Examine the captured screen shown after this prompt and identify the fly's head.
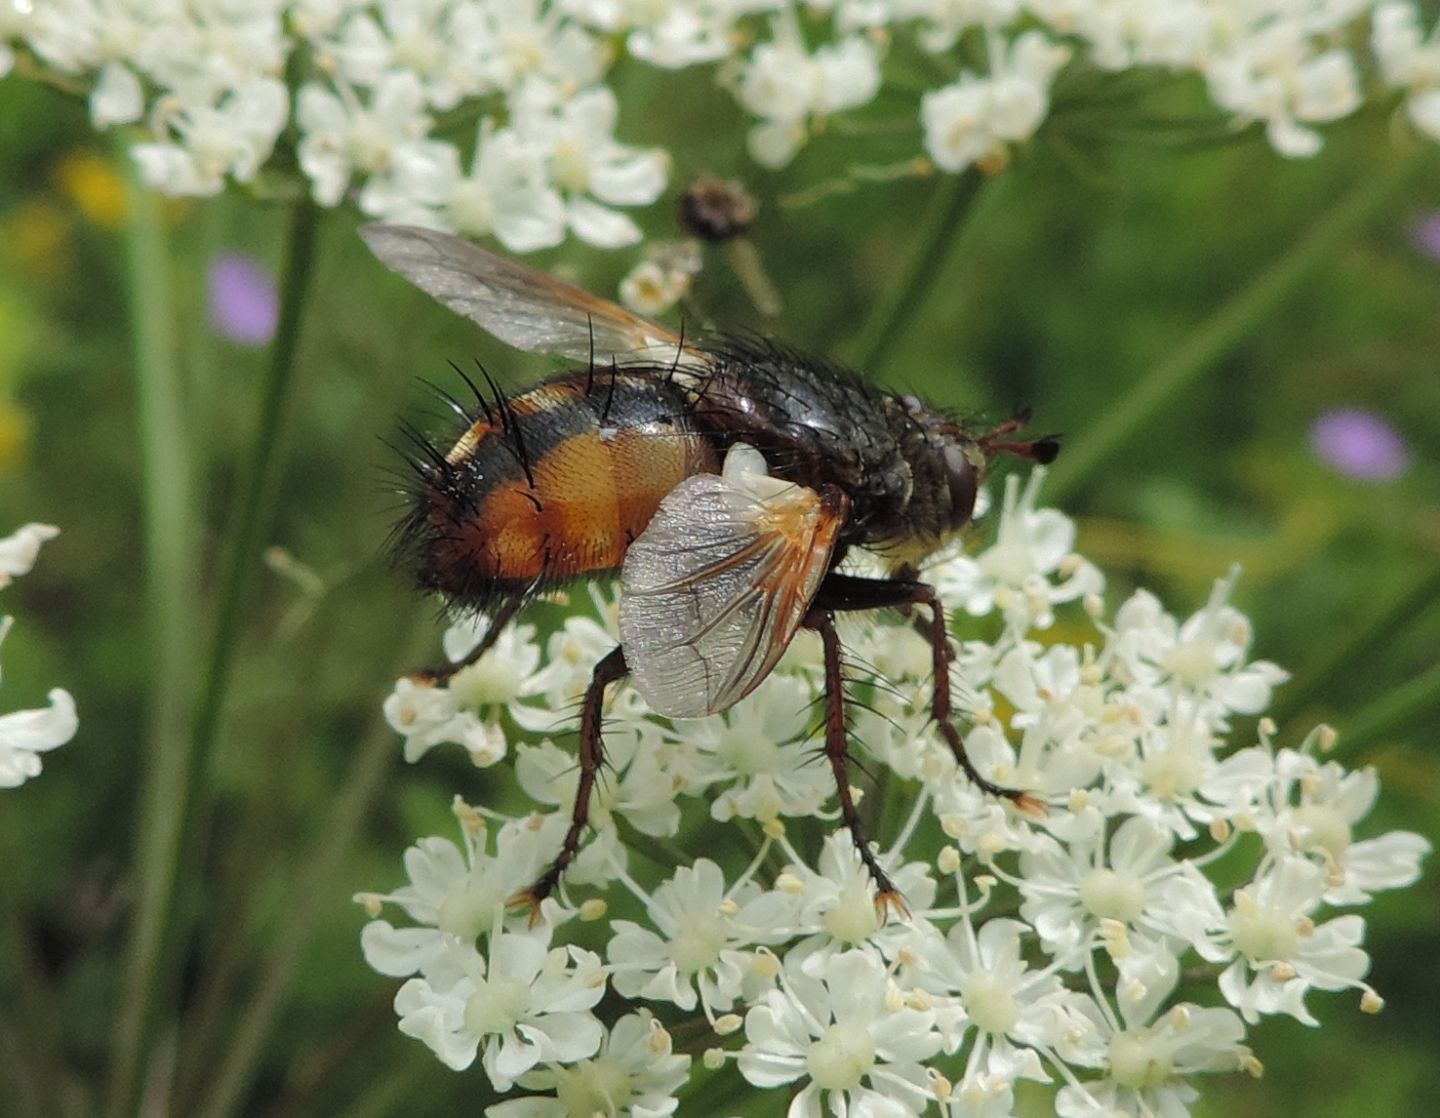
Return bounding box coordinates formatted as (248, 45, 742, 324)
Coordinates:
(898, 396, 1062, 543)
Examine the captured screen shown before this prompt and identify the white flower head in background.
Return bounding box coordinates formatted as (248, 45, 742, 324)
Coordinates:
(0, 3, 1431, 1115)
(362, 476, 1428, 1116)
(732, 11, 883, 168)
(1372, 2, 1440, 140)
(9, 0, 1440, 248)
(0, 524, 77, 789)
(738, 949, 944, 1117)
(393, 921, 608, 1084)
(486, 1010, 691, 1118)
(921, 30, 1071, 173)
(509, 78, 669, 248)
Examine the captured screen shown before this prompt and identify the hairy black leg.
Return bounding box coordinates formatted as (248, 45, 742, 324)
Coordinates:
(804, 608, 909, 921)
(812, 573, 1045, 816)
(412, 595, 525, 685)
(510, 646, 629, 920)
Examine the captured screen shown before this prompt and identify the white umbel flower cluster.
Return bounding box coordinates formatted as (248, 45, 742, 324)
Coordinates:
(364, 471, 1428, 1117)
(0, 524, 77, 789)
(6, 2, 1439, 247)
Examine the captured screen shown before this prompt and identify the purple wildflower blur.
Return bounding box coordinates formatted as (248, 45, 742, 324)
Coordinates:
(207, 252, 278, 346)
(1310, 408, 1411, 482)
(1409, 212, 1440, 261)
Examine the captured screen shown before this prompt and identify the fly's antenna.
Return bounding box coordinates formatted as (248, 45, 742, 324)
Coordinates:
(977, 410, 1061, 465)
(989, 434, 1062, 465)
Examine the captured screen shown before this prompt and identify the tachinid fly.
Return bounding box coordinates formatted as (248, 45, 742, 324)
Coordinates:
(363, 224, 1059, 917)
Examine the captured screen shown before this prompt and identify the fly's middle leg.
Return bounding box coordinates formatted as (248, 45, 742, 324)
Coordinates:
(811, 573, 1045, 817)
(803, 607, 909, 922)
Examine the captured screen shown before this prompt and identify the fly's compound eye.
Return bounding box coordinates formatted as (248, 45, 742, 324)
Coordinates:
(942, 443, 979, 530)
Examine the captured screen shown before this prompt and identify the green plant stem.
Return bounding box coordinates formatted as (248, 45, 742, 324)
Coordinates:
(344, 1064, 439, 1118)
(1339, 659, 1440, 757)
(107, 197, 320, 1118)
(0, 838, 60, 1118)
(1269, 565, 1440, 731)
(847, 169, 988, 372)
(190, 195, 320, 806)
(0, 1017, 46, 1118)
(108, 165, 201, 1118)
(1044, 148, 1430, 504)
(190, 200, 227, 449)
(193, 690, 405, 1118)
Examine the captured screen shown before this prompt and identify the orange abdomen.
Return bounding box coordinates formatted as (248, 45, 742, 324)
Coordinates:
(409, 371, 718, 604)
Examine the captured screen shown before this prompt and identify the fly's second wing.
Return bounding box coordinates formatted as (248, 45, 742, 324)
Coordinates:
(360, 223, 710, 372)
(618, 444, 847, 720)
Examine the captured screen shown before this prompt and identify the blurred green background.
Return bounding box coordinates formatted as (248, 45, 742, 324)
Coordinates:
(0, 46, 1436, 1118)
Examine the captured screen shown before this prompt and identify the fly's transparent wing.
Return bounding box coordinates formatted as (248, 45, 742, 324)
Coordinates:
(619, 445, 846, 719)
(360, 223, 711, 370)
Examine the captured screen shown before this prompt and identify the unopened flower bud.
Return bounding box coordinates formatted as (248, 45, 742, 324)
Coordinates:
(579, 898, 608, 921)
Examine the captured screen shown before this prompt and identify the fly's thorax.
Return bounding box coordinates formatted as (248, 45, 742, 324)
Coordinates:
(688, 338, 913, 538)
(397, 369, 719, 610)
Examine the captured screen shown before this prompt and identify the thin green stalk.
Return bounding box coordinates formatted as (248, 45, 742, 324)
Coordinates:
(193, 688, 405, 1118)
(873, 752, 916, 851)
(190, 196, 320, 807)
(1045, 149, 1429, 504)
(190, 200, 227, 451)
(847, 169, 988, 372)
(0, 843, 58, 1118)
(108, 197, 320, 1118)
(108, 165, 201, 1118)
(0, 1016, 47, 1118)
(1339, 660, 1440, 757)
(343, 1064, 439, 1118)
(1270, 565, 1440, 730)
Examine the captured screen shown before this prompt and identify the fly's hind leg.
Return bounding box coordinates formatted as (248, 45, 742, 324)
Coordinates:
(803, 608, 909, 922)
(509, 646, 629, 919)
(812, 573, 1045, 817)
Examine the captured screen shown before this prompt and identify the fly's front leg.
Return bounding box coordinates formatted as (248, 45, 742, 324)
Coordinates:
(911, 584, 1045, 817)
(812, 574, 1045, 817)
(803, 608, 909, 922)
(509, 645, 629, 920)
